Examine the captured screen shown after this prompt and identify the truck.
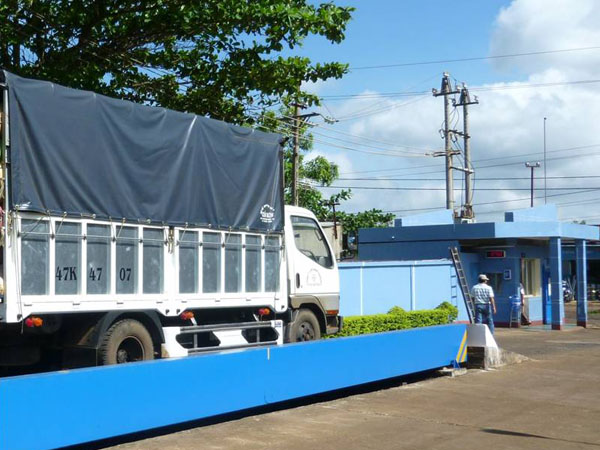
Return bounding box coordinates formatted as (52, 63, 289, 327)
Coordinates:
(0, 71, 341, 368)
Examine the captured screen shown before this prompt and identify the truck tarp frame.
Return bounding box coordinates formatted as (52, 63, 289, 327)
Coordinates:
(3, 71, 284, 232)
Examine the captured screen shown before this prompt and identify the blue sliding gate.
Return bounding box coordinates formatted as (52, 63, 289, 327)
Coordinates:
(0, 324, 467, 450)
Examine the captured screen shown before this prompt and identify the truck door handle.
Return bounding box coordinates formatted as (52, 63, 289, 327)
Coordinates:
(296, 273, 300, 288)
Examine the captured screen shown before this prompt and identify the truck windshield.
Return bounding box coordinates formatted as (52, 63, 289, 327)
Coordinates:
(291, 216, 333, 269)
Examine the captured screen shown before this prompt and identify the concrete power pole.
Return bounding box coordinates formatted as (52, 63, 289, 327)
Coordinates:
(455, 83, 478, 219)
(291, 101, 301, 206)
(525, 162, 541, 207)
(433, 73, 460, 211)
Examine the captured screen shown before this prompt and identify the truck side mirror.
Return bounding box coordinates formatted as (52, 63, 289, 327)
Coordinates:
(346, 232, 357, 252)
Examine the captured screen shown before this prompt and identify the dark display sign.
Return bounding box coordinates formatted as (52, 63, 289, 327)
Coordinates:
(486, 250, 506, 259)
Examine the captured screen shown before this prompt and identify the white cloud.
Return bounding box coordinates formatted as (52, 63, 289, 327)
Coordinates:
(490, 0, 600, 77)
(320, 0, 600, 223)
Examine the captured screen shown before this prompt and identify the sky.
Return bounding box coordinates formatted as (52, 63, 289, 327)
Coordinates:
(291, 0, 600, 224)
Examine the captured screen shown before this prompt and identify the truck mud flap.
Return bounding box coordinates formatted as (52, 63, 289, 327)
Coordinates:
(0, 324, 467, 450)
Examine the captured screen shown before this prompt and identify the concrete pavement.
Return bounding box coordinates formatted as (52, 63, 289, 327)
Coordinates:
(84, 306, 600, 450)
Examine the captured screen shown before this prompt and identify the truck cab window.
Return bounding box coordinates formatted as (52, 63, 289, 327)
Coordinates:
(291, 216, 333, 269)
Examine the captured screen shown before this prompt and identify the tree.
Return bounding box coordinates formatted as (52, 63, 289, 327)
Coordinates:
(1, 1, 392, 244)
(260, 104, 350, 218)
(0, 0, 353, 124)
(260, 104, 394, 242)
(336, 209, 395, 236)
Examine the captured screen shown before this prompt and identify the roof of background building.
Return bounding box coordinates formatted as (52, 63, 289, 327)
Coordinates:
(364, 205, 599, 243)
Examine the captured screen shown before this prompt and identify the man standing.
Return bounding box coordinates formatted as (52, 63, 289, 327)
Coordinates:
(471, 274, 496, 334)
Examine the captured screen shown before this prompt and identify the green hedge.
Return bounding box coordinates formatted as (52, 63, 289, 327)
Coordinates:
(330, 302, 458, 338)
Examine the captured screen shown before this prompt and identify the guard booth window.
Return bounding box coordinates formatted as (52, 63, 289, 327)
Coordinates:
(522, 258, 541, 296)
(487, 273, 503, 295)
(291, 216, 333, 269)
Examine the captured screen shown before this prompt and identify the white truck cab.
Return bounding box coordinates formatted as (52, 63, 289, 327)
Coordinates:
(285, 206, 340, 340)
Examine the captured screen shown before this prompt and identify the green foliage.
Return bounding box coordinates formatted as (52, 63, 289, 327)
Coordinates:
(259, 104, 394, 235)
(259, 104, 351, 219)
(387, 306, 406, 315)
(337, 209, 395, 236)
(331, 302, 458, 338)
(436, 301, 459, 322)
(0, 1, 353, 124)
(0, 1, 390, 238)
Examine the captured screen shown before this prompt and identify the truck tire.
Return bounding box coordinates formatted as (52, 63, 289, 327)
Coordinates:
(99, 319, 154, 365)
(288, 309, 321, 342)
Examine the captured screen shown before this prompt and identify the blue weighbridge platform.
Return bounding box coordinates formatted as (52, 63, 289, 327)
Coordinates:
(0, 324, 467, 450)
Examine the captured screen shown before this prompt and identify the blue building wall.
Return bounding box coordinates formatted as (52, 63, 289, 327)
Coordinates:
(356, 206, 598, 328)
(339, 260, 470, 322)
(461, 244, 546, 325)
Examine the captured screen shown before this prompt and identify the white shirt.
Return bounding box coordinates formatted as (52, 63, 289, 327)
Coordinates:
(471, 282, 494, 305)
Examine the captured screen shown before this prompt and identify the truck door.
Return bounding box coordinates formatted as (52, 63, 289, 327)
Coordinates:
(286, 213, 339, 308)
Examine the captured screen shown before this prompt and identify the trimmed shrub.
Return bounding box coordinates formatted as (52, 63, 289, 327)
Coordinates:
(387, 306, 406, 315)
(331, 302, 458, 338)
(436, 301, 459, 322)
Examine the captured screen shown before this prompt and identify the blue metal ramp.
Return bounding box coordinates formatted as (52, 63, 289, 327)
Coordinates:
(0, 324, 467, 450)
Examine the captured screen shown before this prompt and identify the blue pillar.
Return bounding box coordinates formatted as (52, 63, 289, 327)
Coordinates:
(576, 240, 588, 327)
(549, 237, 564, 330)
(542, 262, 551, 324)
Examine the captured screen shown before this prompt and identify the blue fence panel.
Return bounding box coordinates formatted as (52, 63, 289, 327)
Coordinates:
(0, 324, 466, 450)
(362, 265, 411, 315)
(339, 261, 470, 321)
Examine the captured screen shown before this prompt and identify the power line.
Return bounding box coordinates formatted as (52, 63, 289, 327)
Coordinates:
(253, 111, 437, 157)
(336, 148, 600, 178)
(339, 143, 600, 176)
(350, 45, 600, 70)
(321, 78, 600, 101)
(318, 186, 600, 192)
(337, 175, 600, 181)
(381, 189, 600, 214)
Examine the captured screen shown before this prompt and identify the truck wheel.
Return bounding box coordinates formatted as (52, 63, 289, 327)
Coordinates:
(99, 319, 154, 365)
(288, 309, 321, 342)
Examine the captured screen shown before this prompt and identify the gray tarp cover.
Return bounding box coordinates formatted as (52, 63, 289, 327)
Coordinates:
(3, 71, 284, 232)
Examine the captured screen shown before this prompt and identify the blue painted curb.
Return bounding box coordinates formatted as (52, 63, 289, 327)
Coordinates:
(0, 324, 467, 450)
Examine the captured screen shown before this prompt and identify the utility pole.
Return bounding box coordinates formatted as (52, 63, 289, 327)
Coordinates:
(288, 105, 331, 207)
(433, 73, 460, 211)
(328, 200, 340, 240)
(525, 162, 541, 207)
(543, 117, 547, 204)
(454, 83, 478, 219)
(291, 100, 301, 206)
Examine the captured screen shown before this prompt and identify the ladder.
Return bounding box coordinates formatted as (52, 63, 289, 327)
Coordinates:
(449, 247, 475, 323)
